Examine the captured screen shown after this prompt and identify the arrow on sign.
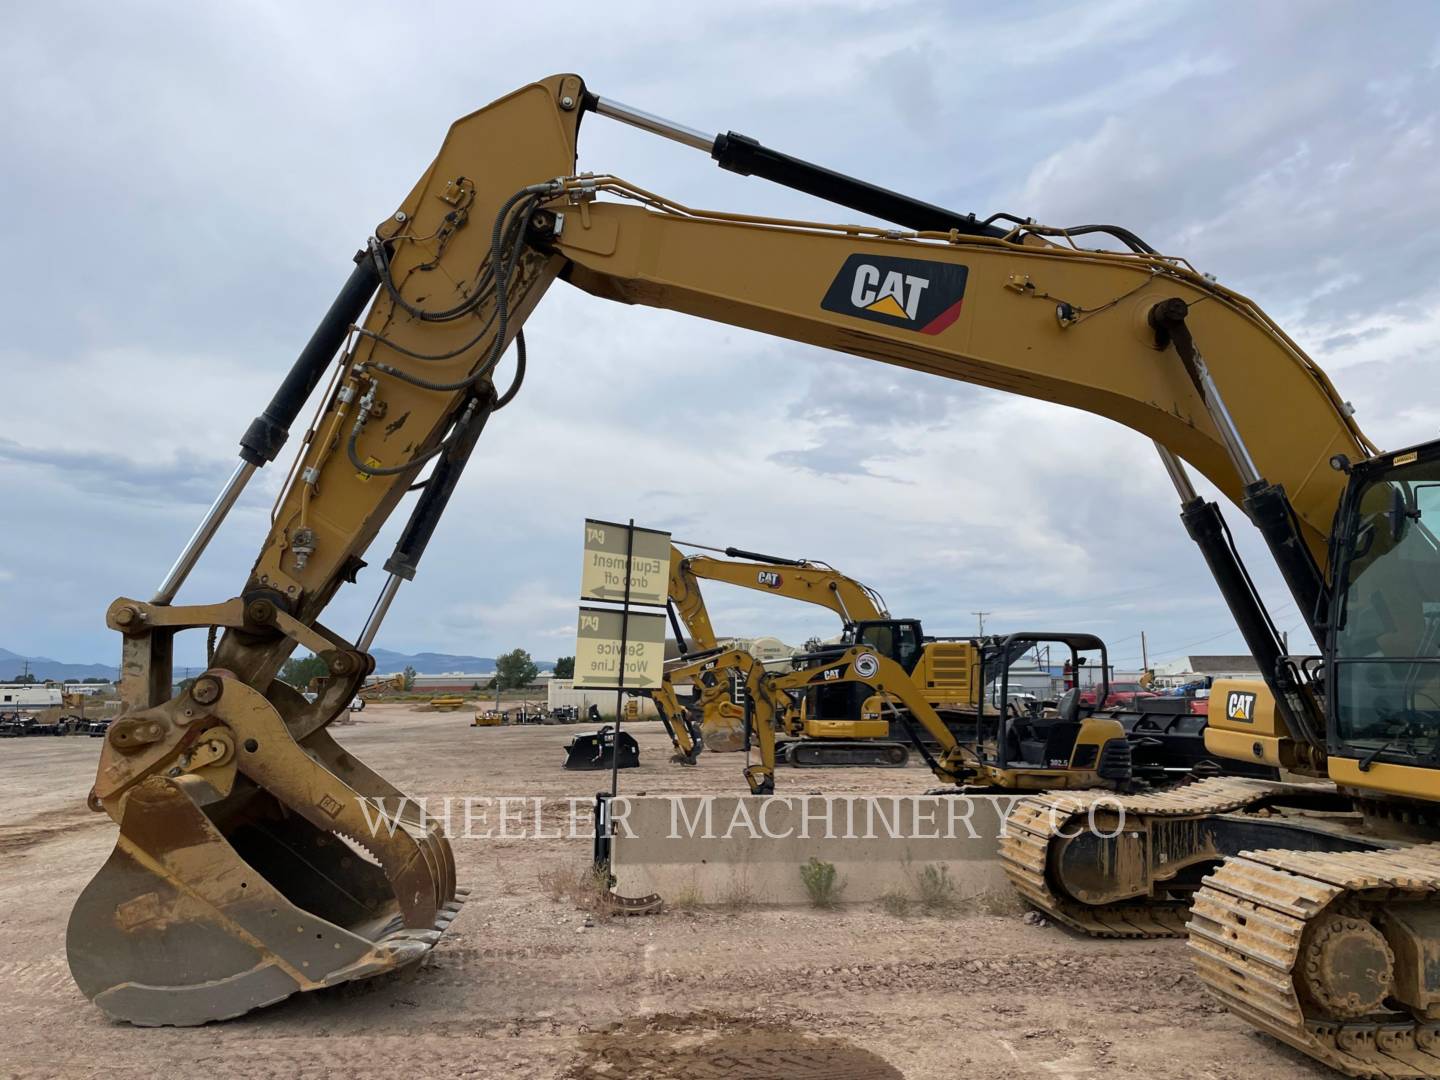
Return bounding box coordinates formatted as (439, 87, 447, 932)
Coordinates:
(590, 585, 650, 599)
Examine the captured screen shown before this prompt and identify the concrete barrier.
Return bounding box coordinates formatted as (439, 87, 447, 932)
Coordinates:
(610, 794, 1024, 907)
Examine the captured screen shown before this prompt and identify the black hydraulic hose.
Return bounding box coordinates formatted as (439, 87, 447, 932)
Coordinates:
(356, 304, 497, 362)
(372, 329, 525, 395)
(492, 331, 526, 409)
(979, 212, 1157, 255)
(368, 186, 536, 324)
(358, 193, 533, 363)
(1050, 224, 1156, 254)
(345, 397, 480, 478)
(365, 194, 539, 394)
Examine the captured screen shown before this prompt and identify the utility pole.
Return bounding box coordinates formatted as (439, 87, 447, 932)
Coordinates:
(971, 611, 991, 635)
(1140, 631, 1148, 672)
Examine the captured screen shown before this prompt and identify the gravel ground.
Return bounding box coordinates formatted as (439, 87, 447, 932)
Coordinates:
(0, 705, 1332, 1079)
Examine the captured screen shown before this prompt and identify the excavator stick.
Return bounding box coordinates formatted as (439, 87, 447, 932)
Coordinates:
(65, 78, 588, 1024)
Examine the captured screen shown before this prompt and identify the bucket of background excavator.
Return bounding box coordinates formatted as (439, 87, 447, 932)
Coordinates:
(68, 700, 466, 1025)
(699, 709, 747, 753)
(563, 727, 640, 771)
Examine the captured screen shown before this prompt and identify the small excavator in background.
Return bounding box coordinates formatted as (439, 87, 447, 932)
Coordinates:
(652, 540, 977, 768)
(749, 634, 1139, 795)
(671, 630, 1273, 796)
(66, 74, 1440, 1078)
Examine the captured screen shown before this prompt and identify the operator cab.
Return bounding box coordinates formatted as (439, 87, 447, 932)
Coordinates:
(975, 632, 1130, 783)
(849, 619, 925, 673)
(1329, 440, 1440, 772)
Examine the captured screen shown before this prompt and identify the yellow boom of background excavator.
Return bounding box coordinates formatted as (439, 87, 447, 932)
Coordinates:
(653, 540, 889, 760)
(66, 75, 1440, 1079)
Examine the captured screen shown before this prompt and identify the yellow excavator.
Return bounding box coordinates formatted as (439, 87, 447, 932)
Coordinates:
(653, 540, 889, 761)
(64, 73, 1440, 1077)
(653, 540, 976, 768)
(654, 634, 1137, 796)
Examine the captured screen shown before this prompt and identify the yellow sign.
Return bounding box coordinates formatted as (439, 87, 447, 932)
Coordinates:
(579, 520, 670, 606)
(574, 606, 667, 690)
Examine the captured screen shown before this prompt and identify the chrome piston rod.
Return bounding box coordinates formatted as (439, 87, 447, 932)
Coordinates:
(1188, 350, 1262, 489)
(1153, 441, 1199, 504)
(357, 572, 402, 652)
(592, 96, 715, 151)
(151, 460, 257, 604)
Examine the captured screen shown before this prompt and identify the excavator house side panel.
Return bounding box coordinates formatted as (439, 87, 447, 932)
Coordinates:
(1203, 678, 1296, 769)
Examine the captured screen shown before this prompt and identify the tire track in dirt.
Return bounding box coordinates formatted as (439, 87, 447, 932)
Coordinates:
(559, 1013, 903, 1080)
(0, 801, 106, 855)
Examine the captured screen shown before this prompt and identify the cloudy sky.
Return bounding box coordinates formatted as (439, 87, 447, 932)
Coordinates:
(2, 1, 1438, 674)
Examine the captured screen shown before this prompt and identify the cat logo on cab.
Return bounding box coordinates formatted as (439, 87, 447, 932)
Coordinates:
(821, 254, 969, 335)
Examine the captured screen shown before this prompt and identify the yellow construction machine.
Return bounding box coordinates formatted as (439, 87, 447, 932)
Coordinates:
(653, 540, 978, 769)
(736, 633, 1140, 796)
(360, 671, 406, 699)
(655, 542, 1221, 795)
(65, 74, 1440, 1076)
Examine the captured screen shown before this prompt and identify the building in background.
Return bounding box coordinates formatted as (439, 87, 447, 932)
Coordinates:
(1152, 655, 1261, 688)
(546, 678, 665, 717)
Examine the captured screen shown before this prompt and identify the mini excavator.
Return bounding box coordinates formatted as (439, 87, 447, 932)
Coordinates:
(652, 540, 974, 768)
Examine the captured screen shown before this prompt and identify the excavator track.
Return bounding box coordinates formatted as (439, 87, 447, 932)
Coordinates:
(999, 776, 1307, 937)
(781, 740, 910, 768)
(604, 890, 665, 915)
(1187, 845, 1440, 1079)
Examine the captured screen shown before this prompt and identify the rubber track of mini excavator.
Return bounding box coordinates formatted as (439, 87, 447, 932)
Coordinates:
(1189, 844, 1440, 1079)
(998, 777, 1304, 937)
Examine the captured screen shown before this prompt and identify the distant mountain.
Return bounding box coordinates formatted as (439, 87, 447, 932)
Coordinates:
(0, 648, 119, 682)
(0, 645, 553, 682)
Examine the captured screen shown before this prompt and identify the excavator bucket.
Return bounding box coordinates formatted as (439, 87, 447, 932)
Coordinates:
(67, 672, 465, 1026)
(699, 704, 748, 753)
(563, 726, 640, 770)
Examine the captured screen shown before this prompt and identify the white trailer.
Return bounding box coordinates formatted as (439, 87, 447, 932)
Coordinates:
(0, 685, 64, 712)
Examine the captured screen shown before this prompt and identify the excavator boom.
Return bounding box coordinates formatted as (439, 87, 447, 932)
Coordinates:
(666, 542, 887, 652)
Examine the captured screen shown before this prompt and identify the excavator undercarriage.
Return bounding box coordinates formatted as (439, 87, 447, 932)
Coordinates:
(1190, 845, 1440, 1080)
(1000, 778, 1369, 936)
(1002, 780, 1440, 1078)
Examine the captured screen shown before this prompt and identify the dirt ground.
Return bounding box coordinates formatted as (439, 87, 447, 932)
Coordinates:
(0, 706, 1333, 1079)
